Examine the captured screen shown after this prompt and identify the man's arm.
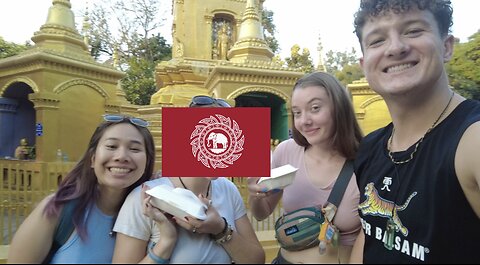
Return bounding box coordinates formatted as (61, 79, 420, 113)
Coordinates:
(349, 228, 364, 264)
(455, 121, 480, 218)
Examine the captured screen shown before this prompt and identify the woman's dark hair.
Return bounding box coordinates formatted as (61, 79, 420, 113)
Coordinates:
(43, 117, 155, 240)
(354, 0, 453, 46)
(291, 72, 363, 160)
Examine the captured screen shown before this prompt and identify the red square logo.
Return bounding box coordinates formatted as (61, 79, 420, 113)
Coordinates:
(162, 107, 271, 177)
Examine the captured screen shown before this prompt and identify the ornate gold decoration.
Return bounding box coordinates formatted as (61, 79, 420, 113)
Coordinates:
(53, 79, 109, 98)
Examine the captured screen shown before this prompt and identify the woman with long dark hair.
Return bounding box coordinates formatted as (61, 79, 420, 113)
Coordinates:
(8, 114, 155, 263)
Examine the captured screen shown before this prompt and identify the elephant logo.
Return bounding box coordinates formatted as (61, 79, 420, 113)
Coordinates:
(207, 132, 229, 153)
(190, 114, 244, 169)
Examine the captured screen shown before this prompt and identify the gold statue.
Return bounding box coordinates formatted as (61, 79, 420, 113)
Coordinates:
(14, 138, 30, 160)
(216, 24, 230, 60)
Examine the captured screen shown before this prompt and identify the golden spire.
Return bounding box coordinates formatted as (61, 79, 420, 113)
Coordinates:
(45, 0, 76, 30)
(227, 0, 274, 63)
(113, 45, 119, 68)
(82, 0, 91, 48)
(316, 34, 327, 72)
(31, 0, 89, 54)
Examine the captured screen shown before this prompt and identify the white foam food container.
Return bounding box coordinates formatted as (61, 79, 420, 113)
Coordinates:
(146, 184, 208, 220)
(257, 164, 298, 190)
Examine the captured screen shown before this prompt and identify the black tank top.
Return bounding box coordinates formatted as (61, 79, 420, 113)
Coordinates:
(355, 99, 480, 263)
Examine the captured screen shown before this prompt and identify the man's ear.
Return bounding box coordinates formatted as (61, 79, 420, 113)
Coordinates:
(360, 57, 365, 69)
(91, 154, 95, 168)
(443, 34, 455, 63)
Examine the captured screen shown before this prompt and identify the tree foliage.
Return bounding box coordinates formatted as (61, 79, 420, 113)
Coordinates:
(262, 8, 279, 54)
(324, 48, 364, 86)
(86, 0, 171, 105)
(0, 37, 29, 59)
(122, 34, 170, 105)
(447, 31, 480, 100)
(334, 63, 364, 86)
(324, 48, 358, 73)
(285, 44, 314, 73)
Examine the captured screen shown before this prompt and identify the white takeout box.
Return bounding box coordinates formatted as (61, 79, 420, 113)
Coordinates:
(257, 164, 298, 190)
(146, 185, 208, 220)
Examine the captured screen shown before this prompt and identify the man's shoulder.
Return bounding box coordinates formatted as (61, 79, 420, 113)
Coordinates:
(362, 125, 391, 146)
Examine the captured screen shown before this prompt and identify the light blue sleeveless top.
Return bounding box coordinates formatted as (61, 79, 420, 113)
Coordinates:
(50, 204, 116, 264)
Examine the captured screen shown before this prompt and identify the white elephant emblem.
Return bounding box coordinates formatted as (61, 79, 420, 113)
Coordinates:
(207, 132, 228, 149)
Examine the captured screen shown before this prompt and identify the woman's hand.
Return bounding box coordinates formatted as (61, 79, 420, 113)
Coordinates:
(247, 177, 281, 199)
(141, 184, 177, 241)
(174, 194, 224, 236)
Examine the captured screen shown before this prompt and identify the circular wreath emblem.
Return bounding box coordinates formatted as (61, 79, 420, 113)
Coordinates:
(190, 114, 245, 169)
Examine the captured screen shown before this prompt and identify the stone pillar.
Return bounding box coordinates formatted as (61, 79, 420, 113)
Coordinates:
(29, 92, 60, 162)
(205, 15, 213, 59)
(0, 98, 19, 158)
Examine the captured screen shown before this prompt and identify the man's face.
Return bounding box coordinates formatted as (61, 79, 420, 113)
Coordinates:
(359, 8, 454, 98)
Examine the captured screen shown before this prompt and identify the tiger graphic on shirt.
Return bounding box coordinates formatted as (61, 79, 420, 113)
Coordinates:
(359, 182, 417, 236)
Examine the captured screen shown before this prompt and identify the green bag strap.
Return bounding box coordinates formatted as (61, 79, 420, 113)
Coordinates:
(327, 160, 354, 207)
(54, 199, 78, 245)
(323, 160, 354, 222)
(43, 199, 79, 264)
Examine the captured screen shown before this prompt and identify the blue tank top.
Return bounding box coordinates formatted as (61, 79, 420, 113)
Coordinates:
(355, 100, 480, 263)
(50, 203, 116, 264)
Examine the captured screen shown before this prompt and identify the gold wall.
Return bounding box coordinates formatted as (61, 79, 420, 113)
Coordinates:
(347, 79, 391, 135)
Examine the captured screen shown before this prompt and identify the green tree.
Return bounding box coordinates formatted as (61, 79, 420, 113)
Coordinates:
(122, 34, 171, 105)
(324, 48, 358, 73)
(86, 0, 171, 105)
(262, 9, 279, 54)
(447, 31, 480, 100)
(324, 48, 364, 86)
(0, 37, 29, 59)
(86, 6, 113, 59)
(335, 63, 364, 86)
(285, 44, 314, 73)
(122, 58, 156, 105)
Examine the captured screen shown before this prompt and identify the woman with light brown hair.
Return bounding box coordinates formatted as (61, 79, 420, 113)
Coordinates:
(248, 72, 363, 263)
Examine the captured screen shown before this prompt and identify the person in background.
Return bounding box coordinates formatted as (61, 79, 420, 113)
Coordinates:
(8, 114, 155, 263)
(112, 95, 265, 264)
(350, 0, 480, 263)
(248, 72, 363, 263)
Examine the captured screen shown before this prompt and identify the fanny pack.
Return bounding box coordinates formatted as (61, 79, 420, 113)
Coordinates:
(274, 160, 354, 251)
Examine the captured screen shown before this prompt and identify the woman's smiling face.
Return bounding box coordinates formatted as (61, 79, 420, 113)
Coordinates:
(291, 85, 334, 146)
(91, 123, 147, 190)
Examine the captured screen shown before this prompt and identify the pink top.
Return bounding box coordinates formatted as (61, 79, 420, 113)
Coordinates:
(272, 139, 361, 246)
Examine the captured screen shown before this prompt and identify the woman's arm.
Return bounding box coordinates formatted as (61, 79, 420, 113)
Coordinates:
(113, 234, 149, 263)
(8, 195, 58, 263)
(113, 233, 176, 264)
(179, 194, 265, 264)
(221, 215, 265, 264)
(113, 185, 177, 264)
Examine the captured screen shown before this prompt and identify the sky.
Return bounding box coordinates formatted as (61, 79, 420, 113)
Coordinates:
(0, 0, 478, 65)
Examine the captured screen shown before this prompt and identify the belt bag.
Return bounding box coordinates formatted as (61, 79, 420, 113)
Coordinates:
(274, 160, 354, 252)
(274, 206, 324, 251)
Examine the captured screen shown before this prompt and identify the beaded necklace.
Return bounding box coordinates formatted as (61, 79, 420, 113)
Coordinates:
(387, 91, 454, 165)
(383, 91, 454, 250)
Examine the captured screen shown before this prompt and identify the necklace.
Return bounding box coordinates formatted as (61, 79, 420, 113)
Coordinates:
(387, 91, 454, 165)
(178, 177, 211, 198)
